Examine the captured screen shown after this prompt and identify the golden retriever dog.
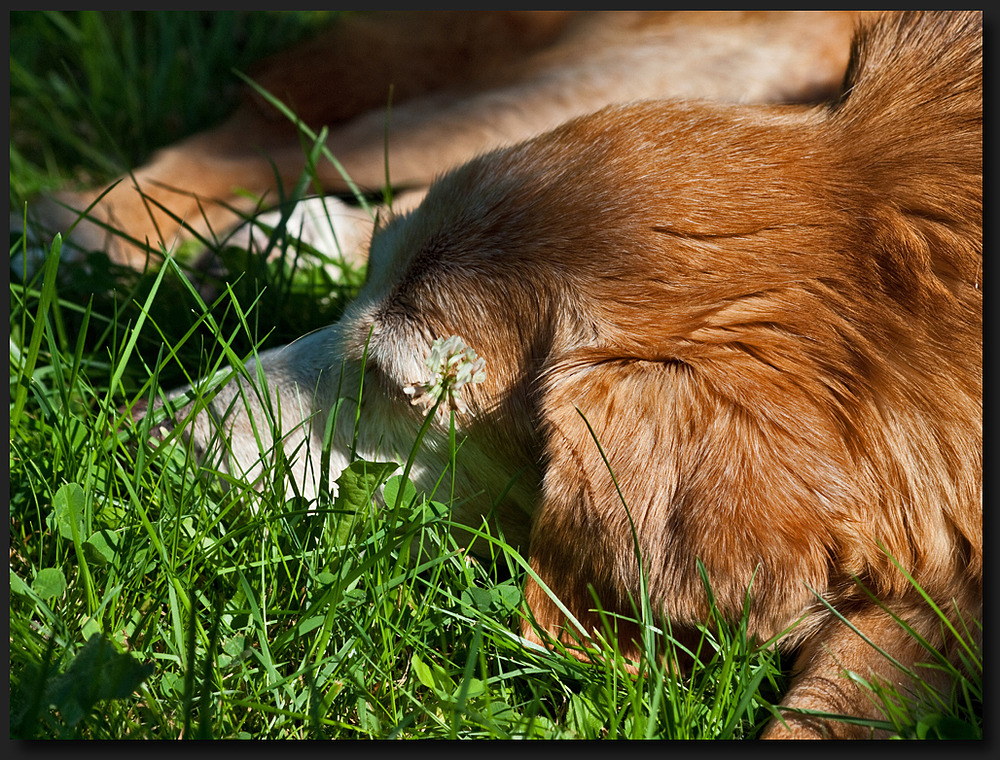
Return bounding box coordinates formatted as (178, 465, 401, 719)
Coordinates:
(27, 11, 869, 271)
(126, 10, 980, 739)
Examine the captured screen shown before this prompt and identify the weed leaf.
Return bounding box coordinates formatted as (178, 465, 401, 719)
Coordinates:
(83, 530, 120, 566)
(382, 474, 417, 512)
(31, 567, 67, 600)
(331, 459, 398, 542)
(44, 634, 154, 727)
(50, 482, 86, 541)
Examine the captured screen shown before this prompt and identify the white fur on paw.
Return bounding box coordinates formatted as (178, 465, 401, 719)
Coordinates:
(228, 196, 375, 268)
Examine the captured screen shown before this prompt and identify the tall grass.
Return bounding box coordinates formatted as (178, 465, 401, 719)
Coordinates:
(8, 233, 787, 739)
(9, 11, 981, 740)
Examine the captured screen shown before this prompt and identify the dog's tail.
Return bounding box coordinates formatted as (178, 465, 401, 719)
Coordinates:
(831, 11, 981, 225)
(829, 10, 981, 297)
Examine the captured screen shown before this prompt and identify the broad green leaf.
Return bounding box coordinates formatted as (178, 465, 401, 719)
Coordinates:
(44, 634, 154, 727)
(331, 459, 398, 543)
(333, 460, 398, 511)
(382, 474, 416, 511)
(51, 482, 86, 541)
(32, 567, 67, 599)
(490, 583, 522, 614)
(462, 583, 520, 615)
(160, 670, 184, 697)
(915, 713, 980, 740)
(81, 617, 101, 640)
(411, 652, 437, 691)
(83, 530, 119, 566)
(461, 586, 494, 613)
(567, 689, 605, 738)
(459, 677, 486, 702)
(411, 652, 456, 697)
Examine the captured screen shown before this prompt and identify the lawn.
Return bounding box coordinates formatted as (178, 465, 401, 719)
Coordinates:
(8, 11, 982, 740)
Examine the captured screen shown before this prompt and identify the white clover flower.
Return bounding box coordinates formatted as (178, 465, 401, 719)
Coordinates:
(403, 335, 486, 415)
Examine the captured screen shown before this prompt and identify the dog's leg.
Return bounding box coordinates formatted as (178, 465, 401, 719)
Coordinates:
(763, 602, 958, 739)
(28, 110, 308, 270)
(24, 11, 579, 270)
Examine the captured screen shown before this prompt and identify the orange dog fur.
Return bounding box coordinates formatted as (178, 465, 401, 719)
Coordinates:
(95, 11, 978, 739)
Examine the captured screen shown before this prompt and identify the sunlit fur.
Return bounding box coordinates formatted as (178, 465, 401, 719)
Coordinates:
(151, 11, 979, 739)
